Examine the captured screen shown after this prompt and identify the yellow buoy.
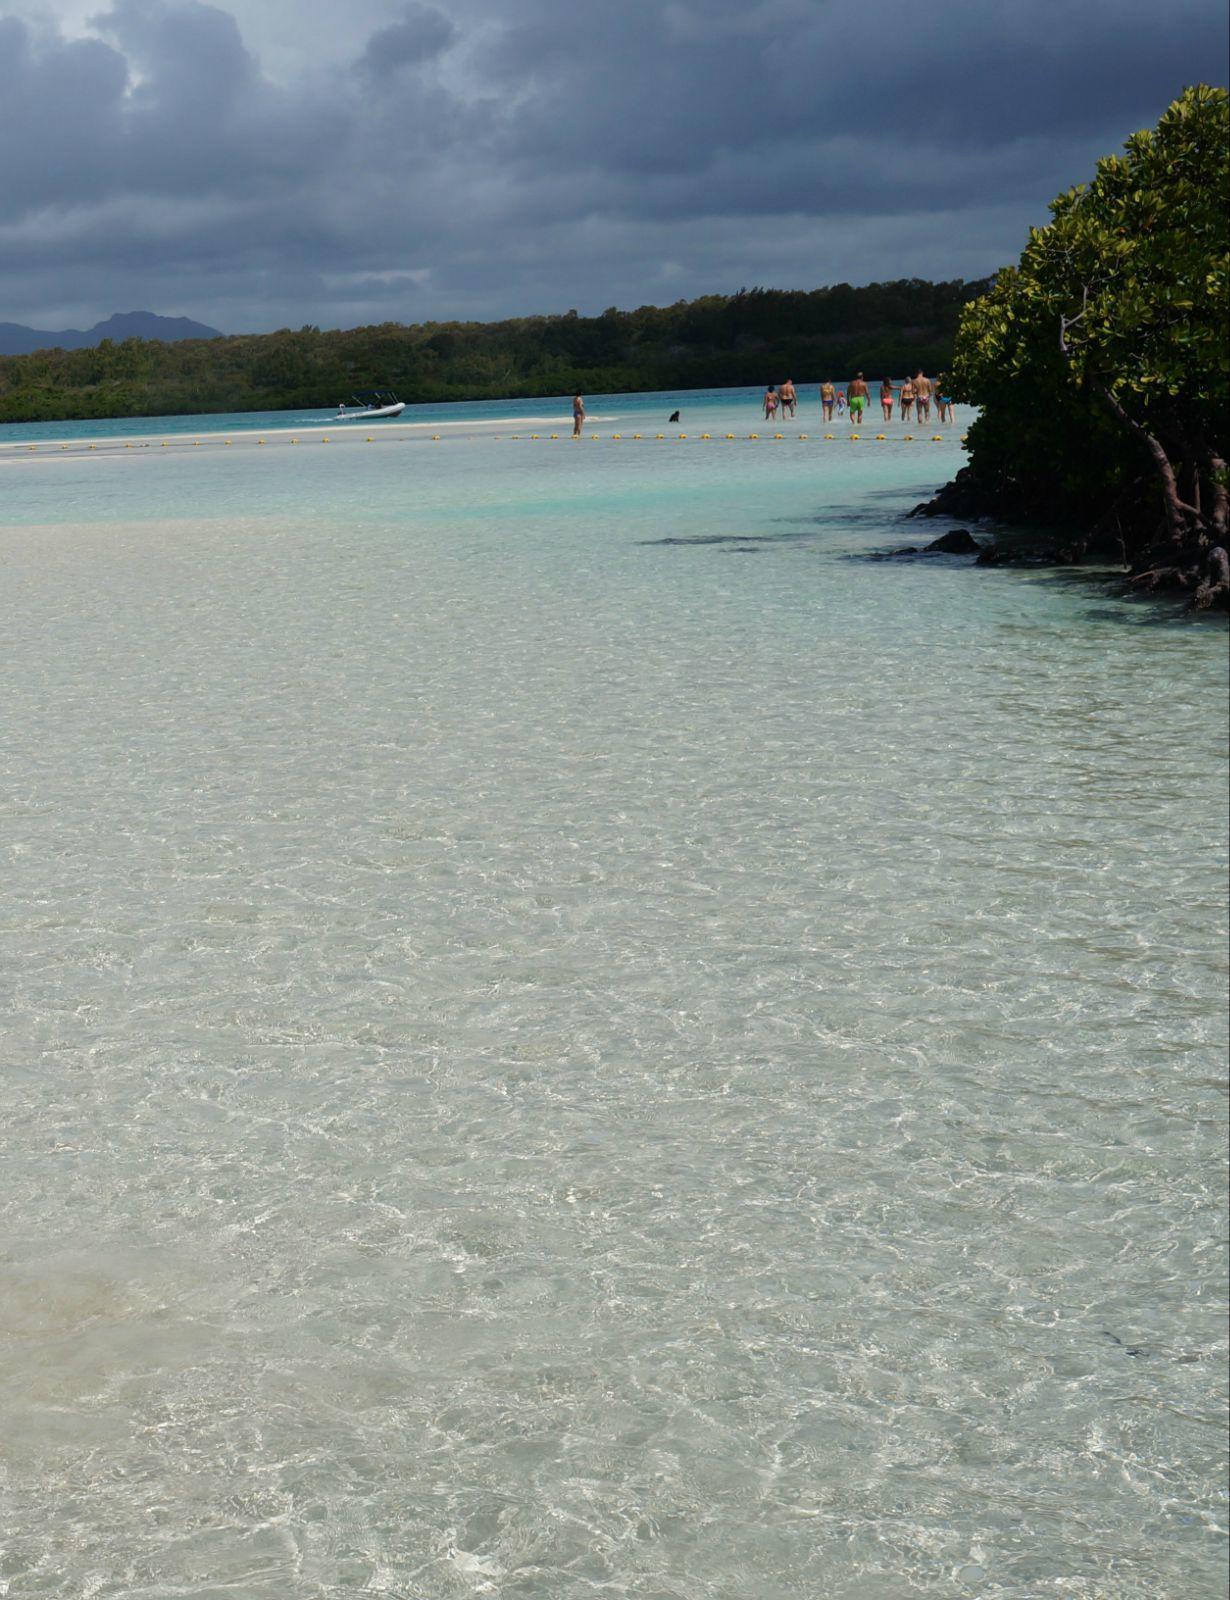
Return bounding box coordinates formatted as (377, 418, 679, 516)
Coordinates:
(903, 434, 914, 441)
(701, 433, 711, 439)
(679, 433, 687, 439)
(932, 435, 943, 441)
(851, 434, 860, 441)
(612, 433, 621, 440)
(258, 439, 264, 445)
(432, 434, 441, 441)
(656, 434, 665, 439)
(531, 434, 541, 440)
(632, 434, 642, 440)
(799, 434, 809, 440)
(774, 433, 783, 439)
(749, 433, 759, 440)
(161, 441, 167, 447)
(551, 433, 559, 439)
(725, 434, 735, 440)
(824, 434, 834, 440)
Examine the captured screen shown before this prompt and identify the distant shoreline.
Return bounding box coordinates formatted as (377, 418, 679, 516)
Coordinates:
(0, 279, 980, 426)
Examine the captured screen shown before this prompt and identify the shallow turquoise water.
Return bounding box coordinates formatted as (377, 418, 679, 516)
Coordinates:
(1, 401, 1226, 1598)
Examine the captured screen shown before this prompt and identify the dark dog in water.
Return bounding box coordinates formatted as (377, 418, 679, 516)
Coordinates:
(668, 411, 680, 423)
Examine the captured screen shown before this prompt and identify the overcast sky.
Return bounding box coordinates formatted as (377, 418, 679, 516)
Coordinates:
(2, 0, 1227, 333)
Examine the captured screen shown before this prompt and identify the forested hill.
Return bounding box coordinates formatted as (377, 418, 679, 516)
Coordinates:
(0, 280, 988, 423)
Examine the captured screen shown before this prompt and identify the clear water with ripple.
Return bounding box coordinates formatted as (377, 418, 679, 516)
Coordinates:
(1, 396, 1226, 1599)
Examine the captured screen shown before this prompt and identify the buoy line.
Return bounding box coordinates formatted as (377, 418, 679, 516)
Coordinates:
(2, 431, 965, 460)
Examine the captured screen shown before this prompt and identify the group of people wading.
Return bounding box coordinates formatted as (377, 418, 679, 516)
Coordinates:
(567, 372, 954, 437)
(765, 372, 954, 426)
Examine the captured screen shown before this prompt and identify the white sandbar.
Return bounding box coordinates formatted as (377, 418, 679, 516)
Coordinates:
(0, 413, 620, 461)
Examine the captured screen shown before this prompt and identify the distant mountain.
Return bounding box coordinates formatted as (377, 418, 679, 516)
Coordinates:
(0, 311, 221, 355)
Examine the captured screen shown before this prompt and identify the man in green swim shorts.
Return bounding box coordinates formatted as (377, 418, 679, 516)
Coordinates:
(848, 372, 870, 420)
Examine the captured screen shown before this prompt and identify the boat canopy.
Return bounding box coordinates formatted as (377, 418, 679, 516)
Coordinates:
(342, 389, 400, 407)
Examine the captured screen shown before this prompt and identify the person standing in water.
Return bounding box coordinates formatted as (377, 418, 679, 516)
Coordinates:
(848, 373, 869, 425)
(900, 376, 915, 423)
(572, 394, 586, 437)
(913, 371, 932, 423)
(880, 377, 895, 421)
(820, 381, 836, 421)
(779, 379, 797, 419)
(764, 386, 779, 421)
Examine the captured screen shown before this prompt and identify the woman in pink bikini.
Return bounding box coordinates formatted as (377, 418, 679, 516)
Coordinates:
(880, 378, 894, 421)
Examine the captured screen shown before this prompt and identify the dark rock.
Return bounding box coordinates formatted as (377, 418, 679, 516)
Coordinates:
(923, 529, 981, 555)
(975, 544, 1054, 567)
(885, 529, 980, 558)
(908, 465, 988, 519)
(1194, 544, 1230, 612)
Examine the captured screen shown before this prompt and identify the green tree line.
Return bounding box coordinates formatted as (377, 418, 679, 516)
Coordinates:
(0, 280, 985, 424)
(950, 85, 1229, 609)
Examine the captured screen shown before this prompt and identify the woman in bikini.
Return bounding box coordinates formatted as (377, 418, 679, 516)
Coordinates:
(880, 378, 894, 421)
(900, 378, 915, 423)
(764, 386, 779, 421)
(820, 381, 836, 421)
(572, 395, 586, 437)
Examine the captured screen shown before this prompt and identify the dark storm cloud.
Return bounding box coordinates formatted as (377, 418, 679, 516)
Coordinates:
(355, 1, 455, 81)
(1, 0, 1226, 330)
(481, 0, 1224, 172)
